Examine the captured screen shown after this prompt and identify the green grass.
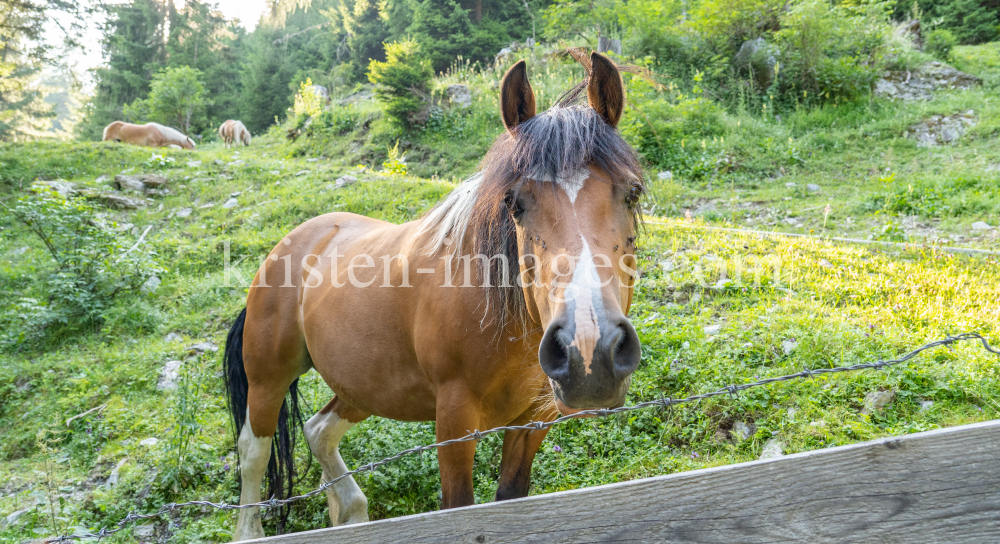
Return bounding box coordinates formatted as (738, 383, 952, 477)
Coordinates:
(2, 43, 999, 544)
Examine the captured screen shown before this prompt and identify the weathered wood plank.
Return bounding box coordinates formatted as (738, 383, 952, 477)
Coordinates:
(249, 420, 1000, 544)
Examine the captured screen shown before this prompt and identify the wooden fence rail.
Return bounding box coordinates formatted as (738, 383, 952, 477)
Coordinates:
(248, 419, 1000, 543)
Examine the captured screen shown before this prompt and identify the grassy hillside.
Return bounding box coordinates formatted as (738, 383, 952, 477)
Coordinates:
(1, 45, 999, 543)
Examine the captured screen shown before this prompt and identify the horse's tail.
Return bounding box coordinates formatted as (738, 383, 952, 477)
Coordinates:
(223, 307, 305, 532)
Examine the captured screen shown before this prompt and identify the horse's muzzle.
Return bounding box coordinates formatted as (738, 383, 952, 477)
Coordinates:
(538, 314, 641, 411)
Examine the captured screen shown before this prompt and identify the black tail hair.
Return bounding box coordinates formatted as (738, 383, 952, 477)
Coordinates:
(223, 307, 304, 533)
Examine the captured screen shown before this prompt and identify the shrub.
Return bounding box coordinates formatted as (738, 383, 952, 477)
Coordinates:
(622, 96, 726, 179)
(123, 66, 210, 135)
(367, 40, 434, 129)
(2, 189, 164, 348)
(925, 29, 957, 61)
(292, 78, 325, 118)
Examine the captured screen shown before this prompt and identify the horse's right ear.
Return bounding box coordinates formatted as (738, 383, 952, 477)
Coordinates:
(500, 60, 536, 133)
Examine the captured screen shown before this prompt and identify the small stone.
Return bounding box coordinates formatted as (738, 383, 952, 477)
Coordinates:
(806, 184, 820, 192)
(186, 160, 202, 168)
(139, 437, 159, 447)
(732, 421, 755, 441)
(97, 193, 145, 209)
(164, 332, 182, 343)
(199, 203, 215, 209)
(759, 438, 784, 460)
(862, 390, 895, 415)
(222, 198, 239, 209)
(306, 158, 319, 162)
(819, 259, 833, 269)
(227, 160, 245, 166)
(4, 508, 28, 526)
(703, 324, 722, 336)
(214, 159, 225, 166)
(269, 170, 280, 175)
(335, 175, 358, 188)
(106, 458, 128, 488)
(175, 207, 192, 218)
(135, 524, 155, 538)
(230, 191, 242, 197)
(920, 400, 934, 411)
(786, 407, 797, 418)
(809, 420, 827, 427)
(971, 221, 993, 230)
(157, 360, 183, 391)
(141, 275, 161, 294)
(781, 339, 798, 355)
(35, 180, 78, 198)
(295, 170, 309, 176)
(95, 175, 109, 183)
(187, 342, 218, 355)
(657, 171, 673, 181)
(785, 182, 796, 188)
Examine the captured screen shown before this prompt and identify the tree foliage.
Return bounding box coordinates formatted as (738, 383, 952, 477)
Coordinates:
(123, 66, 210, 135)
(367, 40, 433, 127)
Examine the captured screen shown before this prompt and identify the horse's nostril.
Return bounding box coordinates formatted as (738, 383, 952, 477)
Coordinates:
(539, 322, 572, 381)
(612, 321, 641, 377)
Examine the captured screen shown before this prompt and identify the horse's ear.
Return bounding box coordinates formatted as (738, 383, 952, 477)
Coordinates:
(587, 52, 625, 128)
(500, 60, 536, 133)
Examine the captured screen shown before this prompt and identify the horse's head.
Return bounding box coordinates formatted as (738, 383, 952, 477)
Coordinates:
(241, 128, 251, 146)
(481, 54, 643, 414)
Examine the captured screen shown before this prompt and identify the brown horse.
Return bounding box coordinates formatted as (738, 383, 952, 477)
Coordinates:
(222, 52, 645, 540)
(102, 121, 196, 150)
(219, 119, 251, 148)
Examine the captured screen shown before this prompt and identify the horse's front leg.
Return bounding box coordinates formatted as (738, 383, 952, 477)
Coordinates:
(495, 402, 557, 501)
(435, 384, 482, 509)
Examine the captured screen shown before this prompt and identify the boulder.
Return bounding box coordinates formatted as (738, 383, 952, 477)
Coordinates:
(96, 193, 145, 209)
(113, 175, 145, 192)
(971, 221, 993, 230)
(307, 84, 331, 104)
(906, 111, 976, 146)
(732, 38, 778, 90)
(875, 61, 981, 101)
(446, 84, 473, 108)
(157, 360, 183, 391)
(175, 207, 193, 218)
(140, 173, 168, 187)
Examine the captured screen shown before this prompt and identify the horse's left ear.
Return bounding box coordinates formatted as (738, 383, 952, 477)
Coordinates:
(587, 52, 625, 128)
(500, 60, 536, 133)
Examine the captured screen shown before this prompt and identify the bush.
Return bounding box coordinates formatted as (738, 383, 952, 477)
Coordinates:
(367, 40, 433, 129)
(925, 29, 958, 61)
(2, 189, 164, 348)
(622, 96, 727, 179)
(123, 66, 211, 135)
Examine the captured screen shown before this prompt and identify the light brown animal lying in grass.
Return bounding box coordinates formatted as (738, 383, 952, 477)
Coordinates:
(102, 121, 196, 150)
(218, 119, 251, 148)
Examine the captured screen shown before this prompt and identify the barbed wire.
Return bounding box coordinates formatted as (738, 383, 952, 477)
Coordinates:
(48, 332, 999, 542)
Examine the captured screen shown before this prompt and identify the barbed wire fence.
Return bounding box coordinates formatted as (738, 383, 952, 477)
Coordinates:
(48, 332, 1000, 542)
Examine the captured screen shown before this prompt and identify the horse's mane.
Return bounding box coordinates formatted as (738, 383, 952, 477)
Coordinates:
(419, 84, 644, 336)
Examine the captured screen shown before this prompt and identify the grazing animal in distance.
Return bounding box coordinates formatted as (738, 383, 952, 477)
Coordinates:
(219, 120, 251, 148)
(102, 121, 196, 150)
(223, 52, 644, 540)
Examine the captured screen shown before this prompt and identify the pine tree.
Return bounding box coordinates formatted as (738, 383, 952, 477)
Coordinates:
(408, 0, 473, 73)
(0, 0, 58, 140)
(341, 0, 390, 75)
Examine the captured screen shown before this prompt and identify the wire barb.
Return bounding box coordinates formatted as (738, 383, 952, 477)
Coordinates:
(48, 332, 999, 542)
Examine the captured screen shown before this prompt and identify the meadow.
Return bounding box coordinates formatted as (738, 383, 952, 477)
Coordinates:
(1, 43, 999, 542)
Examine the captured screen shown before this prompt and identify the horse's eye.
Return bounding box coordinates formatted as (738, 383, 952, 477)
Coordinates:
(505, 193, 525, 218)
(626, 184, 643, 207)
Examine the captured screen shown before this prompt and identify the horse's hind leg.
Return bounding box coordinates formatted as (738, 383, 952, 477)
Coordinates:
(235, 406, 272, 540)
(304, 397, 371, 526)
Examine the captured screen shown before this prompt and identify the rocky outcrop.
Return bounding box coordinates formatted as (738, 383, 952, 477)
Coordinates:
(906, 111, 976, 146)
(876, 61, 981, 101)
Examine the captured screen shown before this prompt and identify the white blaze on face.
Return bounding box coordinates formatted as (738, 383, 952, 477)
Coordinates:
(568, 236, 602, 374)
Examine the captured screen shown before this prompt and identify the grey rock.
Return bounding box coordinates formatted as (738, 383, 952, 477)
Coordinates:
(732, 421, 755, 441)
(139, 437, 159, 446)
(781, 338, 798, 355)
(214, 159, 225, 166)
(141, 275, 160, 294)
(187, 341, 218, 355)
(186, 160, 202, 168)
(338, 87, 375, 105)
(157, 360, 183, 391)
(175, 207, 193, 218)
(164, 332, 182, 343)
(140, 173, 168, 187)
(819, 259, 834, 269)
(785, 182, 797, 188)
(97, 193, 145, 209)
(862, 389, 895, 415)
(307, 84, 331, 102)
(703, 324, 723, 336)
(11, 246, 29, 256)
(105, 458, 128, 488)
(759, 438, 784, 460)
(306, 158, 319, 162)
(657, 171, 673, 181)
(733, 38, 778, 89)
(4, 508, 28, 526)
(269, 170, 280, 176)
(95, 175, 109, 183)
(35, 180, 78, 198)
(335, 175, 358, 188)
(222, 198, 239, 209)
(135, 524, 155, 538)
(113, 175, 146, 192)
(446, 84, 473, 108)
(971, 221, 993, 230)
(295, 170, 310, 176)
(920, 400, 935, 411)
(227, 160, 245, 167)
(806, 183, 820, 192)
(875, 61, 981, 101)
